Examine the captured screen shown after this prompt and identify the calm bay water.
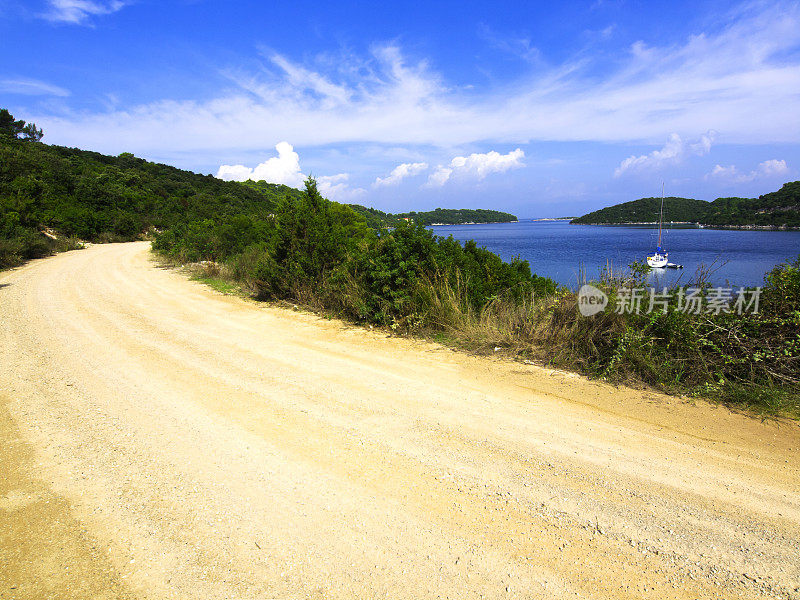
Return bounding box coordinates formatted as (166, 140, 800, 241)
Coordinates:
(429, 220, 800, 289)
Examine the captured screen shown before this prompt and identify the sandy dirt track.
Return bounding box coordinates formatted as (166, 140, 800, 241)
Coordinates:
(1, 241, 799, 600)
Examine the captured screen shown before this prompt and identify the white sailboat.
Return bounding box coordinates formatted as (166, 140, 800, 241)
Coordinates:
(647, 184, 669, 268)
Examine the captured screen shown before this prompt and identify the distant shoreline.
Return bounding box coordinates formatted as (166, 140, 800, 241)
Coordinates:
(572, 221, 697, 226)
(429, 220, 519, 226)
(571, 221, 800, 231)
(428, 219, 800, 231)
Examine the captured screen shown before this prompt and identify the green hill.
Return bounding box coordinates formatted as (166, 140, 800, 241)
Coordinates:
(0, 133, 303, 266)
(571, 182, 800, 228)
(702, 182, 800, 227)
(570, 197, 710, 224)
(347, 205, 517, 227)
(396, 207, 517, 225)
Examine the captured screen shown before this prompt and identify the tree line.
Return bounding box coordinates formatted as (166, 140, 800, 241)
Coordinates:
(0, 108, 43, 142)
(347, 205, 518, 227)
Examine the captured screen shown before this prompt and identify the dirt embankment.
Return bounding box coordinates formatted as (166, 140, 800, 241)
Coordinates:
(1, 241, 799, 600)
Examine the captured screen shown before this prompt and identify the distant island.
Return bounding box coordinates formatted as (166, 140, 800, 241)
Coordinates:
(571, 181, 800, 229)
(348, 205, 517, 227)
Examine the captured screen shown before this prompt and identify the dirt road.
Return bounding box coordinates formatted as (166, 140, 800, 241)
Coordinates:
(1, 242, 799, 600)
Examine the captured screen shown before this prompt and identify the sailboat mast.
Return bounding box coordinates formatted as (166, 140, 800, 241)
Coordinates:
(658, 181, 664, 248)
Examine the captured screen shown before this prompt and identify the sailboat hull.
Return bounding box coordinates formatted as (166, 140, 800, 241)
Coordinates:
(647, 253, 668, 268)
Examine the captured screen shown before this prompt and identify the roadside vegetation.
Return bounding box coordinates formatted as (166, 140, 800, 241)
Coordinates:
(155, 177, 800, 419)
(2, 109, 798, 418)
(154, 178, 555, 328)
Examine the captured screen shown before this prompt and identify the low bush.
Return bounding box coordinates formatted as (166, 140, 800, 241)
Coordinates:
(155, 178, 551, 325)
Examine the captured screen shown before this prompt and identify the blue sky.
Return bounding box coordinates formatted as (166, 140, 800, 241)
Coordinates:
(1, 0, 799, 217)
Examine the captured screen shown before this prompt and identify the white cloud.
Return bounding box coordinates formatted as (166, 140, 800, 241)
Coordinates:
(427, 149, 525, 186)
(374, 162, 428, 187)
(42, 0, 128, 24)
(614, 131, 715, 177)
(31, 3, 800, 161)
(690, 131, 715, 155)
(758, 158, 789, 177)
(317, 174, 366, 202)
(0, 78, 70, 97)
(705, 164, 747, 183)
(216, 143, 365, 200)
(217, 142, 304, 187)
(705, 159, 789, 183)
(427, 167, 454, 187)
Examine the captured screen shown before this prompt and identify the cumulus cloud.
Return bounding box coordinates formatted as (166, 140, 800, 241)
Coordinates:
(216, 143, 365, 200)
(317, 174, 366, 201)
(758, 158, 790, 177)
(706, 164, 743, 182)
(217, 142, 304, 187)
(374, 162, 428, 187)
(427, 167, 454, 187)
(705, 159, 789, 183)
(614, 131, 715, 177)
(0, 78, 70, 97)
(427, 149, 525, 186)
(42, 0, 128, 24)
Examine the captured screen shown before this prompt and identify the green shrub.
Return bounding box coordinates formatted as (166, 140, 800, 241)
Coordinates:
(761, 255, 800, 315)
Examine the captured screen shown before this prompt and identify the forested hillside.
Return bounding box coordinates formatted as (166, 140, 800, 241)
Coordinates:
(571, 182, 800, 227)
(0, 130, 300, 266)
(347, 205, 517, 227)
(395, 207, 517, 225)
(571, 197, 710, 224)
(702, 182, 800, 227)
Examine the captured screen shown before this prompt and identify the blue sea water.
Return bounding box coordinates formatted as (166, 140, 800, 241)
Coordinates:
(429, 220, 800, 289)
